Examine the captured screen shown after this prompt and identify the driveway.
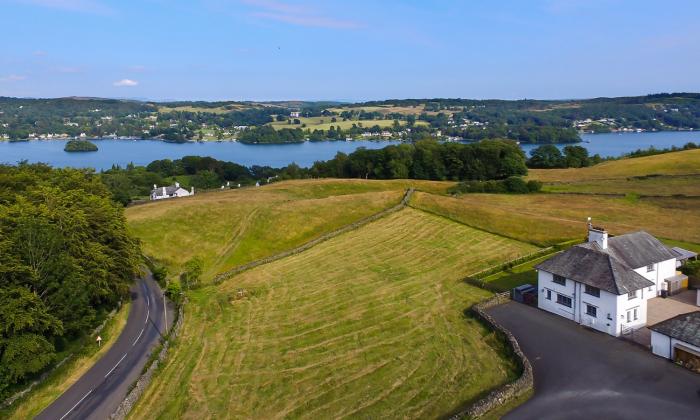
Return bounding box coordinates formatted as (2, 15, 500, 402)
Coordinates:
(487, 302, 700, 420)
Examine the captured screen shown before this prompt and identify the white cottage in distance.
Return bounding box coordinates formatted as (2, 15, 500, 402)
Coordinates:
(536, 221, 683, 337)
(150, 182, 194, 200)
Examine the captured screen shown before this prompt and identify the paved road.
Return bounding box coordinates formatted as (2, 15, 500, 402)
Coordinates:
(37, 274, 173, 420)
(488, 302, 700, 420)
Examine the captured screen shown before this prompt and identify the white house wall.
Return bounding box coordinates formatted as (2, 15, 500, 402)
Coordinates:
(651, 331, 700, 360)
(537, 269, 649, 337)
(632, 258, 677, 295)
(538, 270, 575, 320)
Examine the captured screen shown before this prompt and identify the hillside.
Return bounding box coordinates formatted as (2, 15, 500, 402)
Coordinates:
(528, 148, 700, 196)
(3, 93, 700, 143)
(125, 155, 700, 417)
(129, 208, 537, 418)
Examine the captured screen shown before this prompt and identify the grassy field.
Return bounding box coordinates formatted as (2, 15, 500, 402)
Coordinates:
(130, 209, 538, 419)
(126, 179, 454, 281)
(529, 149, 700, 196)
(327, 105, 435, 116)
(411, 191, 700, 245)
(529, 149, 700, 183)
(268, 116, 428, 132)
(2, 303, 130, 419)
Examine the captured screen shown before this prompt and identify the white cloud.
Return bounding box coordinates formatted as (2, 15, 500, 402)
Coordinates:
(0, 74, 27, 82)
(113, 78, 138, 87)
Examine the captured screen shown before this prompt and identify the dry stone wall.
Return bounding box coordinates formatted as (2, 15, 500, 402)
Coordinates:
(450, 292, 533, 419)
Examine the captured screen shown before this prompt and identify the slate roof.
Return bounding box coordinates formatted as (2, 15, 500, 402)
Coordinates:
(535, 245, 654, 295)
(152, 185, 181, 197)
(671, 247, 698, 261)
(649, 311, 700, 348)
(578, 231, 677, 269)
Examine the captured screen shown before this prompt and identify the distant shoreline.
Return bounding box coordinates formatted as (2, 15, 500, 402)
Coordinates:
(1, 127, 697, 145)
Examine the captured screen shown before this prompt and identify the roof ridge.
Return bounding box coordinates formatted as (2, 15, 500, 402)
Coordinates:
(604, 252, 621, 295)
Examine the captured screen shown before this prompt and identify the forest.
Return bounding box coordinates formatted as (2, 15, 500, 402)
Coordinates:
(0, 163, 141, 398)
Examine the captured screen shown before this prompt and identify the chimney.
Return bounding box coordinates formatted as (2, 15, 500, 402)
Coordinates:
(162, 186, 166, 196)
(587, 218, 608, 249)
(191, 187, 195, 195)
(175, 182, 180, 188)
(153, 184, 157, 189)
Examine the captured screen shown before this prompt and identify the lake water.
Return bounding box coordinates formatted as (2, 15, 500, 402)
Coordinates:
(1, 131, 699, 170)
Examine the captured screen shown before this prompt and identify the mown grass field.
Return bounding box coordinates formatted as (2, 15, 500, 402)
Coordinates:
(529, 149, 700, 196)
(411, 191, 700, 245)
(126, 179, 454, 280)
(529, 149, 700, 182)
(130, 209, 538, 419)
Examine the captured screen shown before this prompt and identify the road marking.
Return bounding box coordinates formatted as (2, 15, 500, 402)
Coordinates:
(59, 389, 92, 420)
(104, 353, 128, 378)
(133, 326, 145, 347)
(145, 308, 150, 325)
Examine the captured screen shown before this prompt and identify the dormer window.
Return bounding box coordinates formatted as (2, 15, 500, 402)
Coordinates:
(646, 264, 654, 272)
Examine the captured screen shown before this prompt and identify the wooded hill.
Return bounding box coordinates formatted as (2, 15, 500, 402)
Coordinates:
(1, 93, 699, 143)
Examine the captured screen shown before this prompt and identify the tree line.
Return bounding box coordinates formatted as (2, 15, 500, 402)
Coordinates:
(0, 163, 141, 398)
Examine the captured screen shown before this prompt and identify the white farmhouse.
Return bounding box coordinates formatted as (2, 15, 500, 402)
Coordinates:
(536, 223, 685, 337)
(150, 182, 194, 200)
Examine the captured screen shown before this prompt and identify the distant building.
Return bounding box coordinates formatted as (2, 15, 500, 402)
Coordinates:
(290, 111, 301, 118)
(150, 182, 194, 200)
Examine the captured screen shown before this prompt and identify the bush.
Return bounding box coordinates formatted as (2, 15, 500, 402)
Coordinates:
(503, 176, 529, 194)
(165, 281, 182, 305)
(681, 260, 700, 278)
(526, 180, 543, 193)
(449, 176, 540, 195)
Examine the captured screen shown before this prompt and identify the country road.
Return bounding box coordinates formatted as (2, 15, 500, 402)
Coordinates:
(36, 273, 174, 420)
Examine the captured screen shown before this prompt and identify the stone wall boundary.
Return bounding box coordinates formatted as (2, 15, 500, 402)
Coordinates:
(450, 292, 533, 419)
(212, 188, 415, 284)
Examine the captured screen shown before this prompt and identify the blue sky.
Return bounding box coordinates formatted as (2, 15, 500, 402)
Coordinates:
(1, 0, 698, 101)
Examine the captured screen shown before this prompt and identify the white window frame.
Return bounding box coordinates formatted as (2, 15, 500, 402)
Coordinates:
(646, 264, 654, 272)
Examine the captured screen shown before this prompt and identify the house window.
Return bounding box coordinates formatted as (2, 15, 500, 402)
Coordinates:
(607, 313, 613, 320)
(546, 290, 552, 300)
(586, 304, 597, 317)
(628, 291, 637, 300)
(634, 308, 638, 321)
(646, 264, 654, 272)
(556, 294, 572, 308)
(627, 310, 631, 323)
(584, 285, 600, 298)
(553, 274, 566, 286)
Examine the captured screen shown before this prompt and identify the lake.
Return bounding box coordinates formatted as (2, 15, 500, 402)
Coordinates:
(1, 131, 699, 170)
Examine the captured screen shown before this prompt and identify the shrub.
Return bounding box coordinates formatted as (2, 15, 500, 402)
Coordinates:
(526, 180, 543, 193)
(503, 176, 529, 194)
